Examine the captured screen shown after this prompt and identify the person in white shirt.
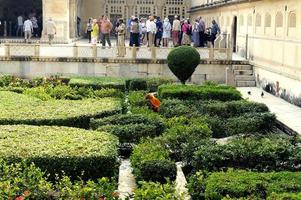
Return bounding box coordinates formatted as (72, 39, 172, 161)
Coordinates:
(16, 15, 24, 37)
(45, 18, 57, 45)
(146, 15, 157, 47)
(23, 17, 33, 43)
(172, 15, 181, 46)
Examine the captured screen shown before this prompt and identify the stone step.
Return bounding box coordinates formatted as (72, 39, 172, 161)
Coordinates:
(235, 75, 256, 81)
(232, 65, 253, 70)
(236, 80, 256, 87)
(234, 69, 253, 75)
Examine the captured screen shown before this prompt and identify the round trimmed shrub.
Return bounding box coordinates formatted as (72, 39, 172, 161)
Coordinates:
(167, 46, 200, 84)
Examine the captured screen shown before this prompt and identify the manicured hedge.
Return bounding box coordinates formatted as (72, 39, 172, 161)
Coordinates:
(69, 76, 126, 90)
(128, 91, 148, 107)
(23, 85, 124, 100)
(130, 140, 176, 183)
(98, 124, 159, 143)
(90, 114, 165, 135)
(126, 78, 173, 92)
(195, 100, 269, 118)
(158, 117, 212, 161)
(225, 112, 276, 136)
(0, 91, 122, 128)
(187, 170, 301, 200)
(0, 160, 119, 199)
(0, 125, 119, 181)
(190, 135, 301, 172)
(158, 84, 242, 101)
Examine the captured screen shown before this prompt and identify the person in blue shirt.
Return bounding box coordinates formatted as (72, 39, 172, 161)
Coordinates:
(210, 20, 220, 47)
(155, 17, 163, 47)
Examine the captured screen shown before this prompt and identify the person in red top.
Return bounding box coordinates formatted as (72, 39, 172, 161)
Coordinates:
(145, 93, 161, 112)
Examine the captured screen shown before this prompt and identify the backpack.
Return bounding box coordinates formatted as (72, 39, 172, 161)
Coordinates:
(187, 25, 192, 36)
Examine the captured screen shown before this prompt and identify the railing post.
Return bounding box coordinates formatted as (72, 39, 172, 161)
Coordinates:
(132, 46, 137, 60)
(151, 47, 157, 60)
(73, 43, 78, 58)
(209, 47, 214, 60)
(34, 43, 40, 57)
(92, 45, 97, 58)
(4, 43, 10, 57)
(227, 48, 232, 60)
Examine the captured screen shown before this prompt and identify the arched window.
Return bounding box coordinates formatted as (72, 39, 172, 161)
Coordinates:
(288, 12, 296, 28)
(247, 14, 252, 26)
(255, 13, 261, 27)
(265, 13, 271, 27)
(275, 12, 283, 27)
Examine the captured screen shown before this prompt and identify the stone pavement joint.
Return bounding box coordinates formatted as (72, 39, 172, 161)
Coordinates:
(238, 87, 301, 135)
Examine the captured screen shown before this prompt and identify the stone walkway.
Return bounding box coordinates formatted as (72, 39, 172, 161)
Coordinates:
(238, 87, 301, 135)
(118, 159, 136, 200)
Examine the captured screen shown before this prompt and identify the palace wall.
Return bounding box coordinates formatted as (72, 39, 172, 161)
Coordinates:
(190, 0, 301, 101)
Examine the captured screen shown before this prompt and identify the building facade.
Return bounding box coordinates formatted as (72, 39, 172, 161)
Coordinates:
(190, 0, 301, 104)
(0, 0, 191, 42)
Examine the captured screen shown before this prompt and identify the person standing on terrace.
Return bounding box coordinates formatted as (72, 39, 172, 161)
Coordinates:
(91, 19, 99, 45)
(100, 16, 113, 47)
(116, 18, 126, 57)
(172, 15, 181, 46)
(45, 18, 57, 45)
(23, 16, 33, 43)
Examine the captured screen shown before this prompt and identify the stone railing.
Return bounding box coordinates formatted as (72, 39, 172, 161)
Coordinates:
(0, 43, 232, 61)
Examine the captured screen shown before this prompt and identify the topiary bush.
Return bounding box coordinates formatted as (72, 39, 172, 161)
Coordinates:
(167, 46, 200, 84)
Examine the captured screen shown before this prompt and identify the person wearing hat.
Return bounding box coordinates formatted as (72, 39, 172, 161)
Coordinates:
(162, 18, 171, 47)
(172, 15, 181, 46)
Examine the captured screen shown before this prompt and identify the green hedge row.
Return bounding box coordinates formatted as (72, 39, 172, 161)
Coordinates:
(157, 117, 212, 161)
(126, 78, 173, 92)
(23, 85, 124, 100)
(0, 125, 119, 181)
(189, 134, 301, 172)
(159, 99, 269, 119)
(98, 124, 159, 143)
(0, 160, 119, 199)
(0, 91, 122, 128)
(69, 76, 126, 90)
(187, 170, 301, 200)
(128, 91, 149, 107)
(90, 114, 165, 143)
(158, 84, 242, 101)
(130, 140, 176, 183)
(159, 100, 276, 138)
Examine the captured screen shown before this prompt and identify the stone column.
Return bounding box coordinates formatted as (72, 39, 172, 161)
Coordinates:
(42, 0, 71, 43)
(69, 0, 76, 39)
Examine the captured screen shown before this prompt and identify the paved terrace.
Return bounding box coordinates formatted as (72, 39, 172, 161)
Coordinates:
(0, 39, 245, 62)
(238, 87, 301, 135)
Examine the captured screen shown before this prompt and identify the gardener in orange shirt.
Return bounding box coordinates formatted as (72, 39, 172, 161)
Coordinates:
(145, 93, 161, 112)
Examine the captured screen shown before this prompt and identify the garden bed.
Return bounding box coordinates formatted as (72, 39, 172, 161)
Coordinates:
(0, 125, 119, 181)
(0, 91, 122, 128)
